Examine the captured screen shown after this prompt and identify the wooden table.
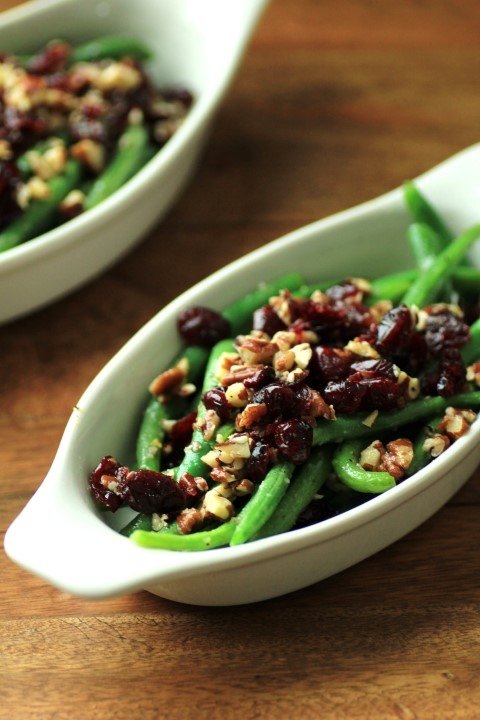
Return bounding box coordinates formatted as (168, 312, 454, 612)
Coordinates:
(1, 1, 480, 718)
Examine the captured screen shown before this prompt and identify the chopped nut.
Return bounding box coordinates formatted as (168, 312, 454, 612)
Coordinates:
(359, 440, 384, 470)
(381, 438, 414, 480)
(225, 382, 249, 408)
(210, 467, 237, 484)
(27, 175, 51, 201)
(201, 449, 220, 468)
(234, 479, 255, 495)
(291, 342, 313, 370)
(202, 410, 221, 441)
(273, 349, 295, 372)
(151, 513, 169, 531)
(271, 331, 296, 351)
(177, 507, 203, 534)
(95, 61, 142, 93)
(236, 336, 278, 365)
(215, 352, 241, 383)
(369, 299, 393, 324)
(345, 339, 380, 359)
(217, 433, 251, 463)
(362, 409, 379, 428)
(423, 434, 450, 458)
(203, 487, 234, 520)
(439, 407, 477, 439)
(177, 382, 196, 397)
(466, 362, 480, 387)
(0, 139, 13, 160)
(236, 402, 268, 430)
(71, 138, 106, 173)
(148, 363, 187, 397)
(128, 107, 144, 125)
(407, 377, 420, 400)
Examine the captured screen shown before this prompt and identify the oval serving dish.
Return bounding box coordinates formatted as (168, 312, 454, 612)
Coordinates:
(5, 145, 480, 606)
(0, 0, 268, 323)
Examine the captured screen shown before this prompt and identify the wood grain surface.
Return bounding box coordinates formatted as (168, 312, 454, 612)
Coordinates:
(1, 1, 480, 718)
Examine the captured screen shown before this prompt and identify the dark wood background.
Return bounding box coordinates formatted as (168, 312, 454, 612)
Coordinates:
(1, 1, 480, 718)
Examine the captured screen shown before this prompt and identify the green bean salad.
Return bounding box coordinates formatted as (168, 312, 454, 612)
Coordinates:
(0, 36, 192, 251)
(89, 183, 480, 551)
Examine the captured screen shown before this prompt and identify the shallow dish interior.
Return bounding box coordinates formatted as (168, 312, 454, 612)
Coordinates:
(4, 145, 480, 603)
(0, 0, 267, 321)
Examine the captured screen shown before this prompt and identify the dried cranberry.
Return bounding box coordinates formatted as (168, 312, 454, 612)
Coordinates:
(273, 418, 313, 464)
(89, 456, 128, 512)
(376, 305, 413, 355)
(27, 41, 71, 74)
(123, 469, 187, 515)
(253, 304, 286, 336)
(326, 280, 365, 302)
(252, 382, 296, 418)
(244, 442, 271, 483)
(177, 306, 230, 347)
(243, 365, 275, 391)
(203, 388, 231, 421)
(421, 348, 466, 397)
(310, 346, 353, 386)
(169, 411, 197, 444)
(323, 379, 367, 413)
(424, 310, 470, 355)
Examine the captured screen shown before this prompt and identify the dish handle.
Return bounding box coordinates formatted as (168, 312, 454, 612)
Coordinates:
(4, 469, 161, 599)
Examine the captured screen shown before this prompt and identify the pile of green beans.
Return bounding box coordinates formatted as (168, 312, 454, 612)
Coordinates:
(0, 36, 185, 252)
(113, 178, 480, 553)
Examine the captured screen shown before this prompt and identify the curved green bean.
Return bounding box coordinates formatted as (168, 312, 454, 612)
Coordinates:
(131, 519, 235, 550)
(462, 319, 480, 366)
(333, 440, 396, 494)
(403, 181, 453, 248)
(230, 461, 294, 546)
(257, 447, 332, 538)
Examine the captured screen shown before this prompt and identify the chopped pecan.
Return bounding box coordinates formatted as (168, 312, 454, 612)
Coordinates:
(236, 402, 268, 430)
(225, 382, 250, 408)
(439, 407, 477, 439)
(177, 507, 203, 534)
(423, 434, 450, 458)
(380, 438, 414, 480)
(236, 336, 278, 365)
(466, 362, 480, 387)
(148, 364, 187, 397)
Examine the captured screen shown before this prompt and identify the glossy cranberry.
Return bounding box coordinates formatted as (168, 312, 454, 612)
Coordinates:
(350, 357, 397, 379)
(243, 365, 275, 391)
(376, 305, 413, 355)
(252, 382, 296, 418)
(203, 388, 231, 421)
(27, 41, 71, 74)
(177, 306, 230, 347)
(323, 379, 367, 413)
(273, 418, 313, 464)
(89, 456, 128, 512)
(244, 442, 271, 483)
(310, 346, 353, 385)
(169, 411, 197, 443)
(326, 280, 365, 302)
(253, 304, 287, 336)
(301, 299, 372, 343)
(424, 310, 470, 355)
(124, 469, 188, 514)
(421, 348, 466, 397)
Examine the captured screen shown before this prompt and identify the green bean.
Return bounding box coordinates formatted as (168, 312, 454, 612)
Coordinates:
(333, 440, 396, 494)
(175, 339, 236, 480)
(406, 415, 444, 478)
(0, 159, 83, 252)
(222, 272, 304, 334)
(135, 346, 209, 471)
(84, 124, 150, 210)
(230, 462, 294, 546)
(451, 267, 480, 295)
(313, 391, 480, 446)
(131, 519, 236, 550)
(403, 181, 453, 248)
(462, 319, 480, 366)
(401, 224, 480, 307)
(70, 35, 153, 64)
(407, 222, 444, 272)
(257, 447, 332, 538)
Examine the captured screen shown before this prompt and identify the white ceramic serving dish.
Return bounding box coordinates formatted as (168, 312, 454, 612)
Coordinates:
(5, 145, 480, 606)
(0, 0, 268, 323)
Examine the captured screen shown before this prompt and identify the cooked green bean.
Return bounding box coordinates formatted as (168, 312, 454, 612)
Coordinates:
(84, 124, 151, 210)
(401, 224, 480, 307)
(257, 447, 332, 537)
(406, 415, 444, 478)
(70, 35, 153, 64)
(222, 272, 304, 334)
(462, 319, 480, 366)
(0, 159, 83, 252)
(333, 440, 396, 494)
(230, 462, 294, 546)
(313, 392, 480, 446)
(403, 181, 453, 248)
(132, 518, 235, 550)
